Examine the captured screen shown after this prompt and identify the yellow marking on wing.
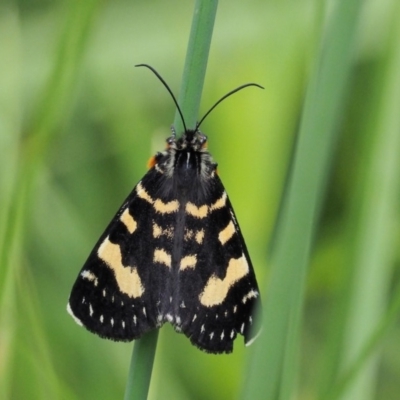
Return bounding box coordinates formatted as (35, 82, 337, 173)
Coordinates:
(199, 254, 249, 307)
(184, 229, 193, 241)
(180, 255, 197, 270)
(218, 221, 236, 245)
(210, 192, 227, 211)
(137, 182, 178, 214)
(186, 202, 208, 218)
(120, 208, 137, 234)
(136, 182, 153, 204)
(154, 199, 179, 214)
(153, 248, 172, 268)
(153, 223, 174, 238)
(97, 237, 144, 298)
(184, 228, 204, 244)
(153, 223, 162, 238)
(195, 229, 205, 244)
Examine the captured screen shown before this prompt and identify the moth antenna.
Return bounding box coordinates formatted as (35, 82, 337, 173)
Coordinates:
(135, 64, 187, 133)
(196, 83, 264, 130)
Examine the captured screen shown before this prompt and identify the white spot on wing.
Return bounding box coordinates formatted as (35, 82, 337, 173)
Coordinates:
(230, 330, 235, 339)
(100, 315, 104, 323)
(209, 332, 214, 340)
(242, 289, 259, 304)
(89, 304, 94, 316)
(81, 270, 99, 286)
(143, 307, 147, 317)
(245, 328, 263, 347)
(201, 324, 205, 333)
(67, 303, 83, 326)
(240, 323, 245, 334)
(133, 315, 137, 325)
(220, 330, 225, 341)
(111, 318, 114, 327)
(192, 314, 197, 322)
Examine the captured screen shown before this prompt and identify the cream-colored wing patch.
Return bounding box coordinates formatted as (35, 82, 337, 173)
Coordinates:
(210, 192, 227, 211)
(184, 228, 205, 244)
(152, 223, 174, 238)
(199, 254, 249, 307)
(195, 229, 205, 244)
(97, 236, 144, 298)
(186, 202, 208, 218)
(154, 199, 179, 214)
(153, 248, 172, 268)
(136, 182, 179, 214)
(180, 255, 197, 270)
(218, 221, 236, 245)
(136, 182, 153, 204)
(120, 208, 137, 234)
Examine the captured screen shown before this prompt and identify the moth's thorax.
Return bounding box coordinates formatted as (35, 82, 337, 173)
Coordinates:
(155, 129, 217, 182)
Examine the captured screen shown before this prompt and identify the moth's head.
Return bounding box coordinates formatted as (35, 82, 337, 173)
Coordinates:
(167, 128, 208, 152)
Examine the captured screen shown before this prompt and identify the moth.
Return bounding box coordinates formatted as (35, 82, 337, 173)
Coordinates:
(67, 64, 262, 354)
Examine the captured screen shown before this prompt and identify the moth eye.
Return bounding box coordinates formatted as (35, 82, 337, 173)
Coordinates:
(167, 135, 175, 146)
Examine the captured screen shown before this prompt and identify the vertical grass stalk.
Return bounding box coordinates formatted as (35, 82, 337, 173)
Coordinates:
(327, 4, 400, 398)
(0, 0, 100, 397)
(123, 1, 218, 399)
(242, 0, 363, 398)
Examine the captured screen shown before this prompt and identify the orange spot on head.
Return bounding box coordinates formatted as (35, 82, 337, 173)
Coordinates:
(147, 156, 157, 169)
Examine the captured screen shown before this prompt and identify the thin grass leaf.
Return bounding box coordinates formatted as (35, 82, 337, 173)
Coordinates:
(0, 0, 100, 397)
(326, 4, 400, 398)
(242, 0, 363, 398)
(123, 1, 218, 399)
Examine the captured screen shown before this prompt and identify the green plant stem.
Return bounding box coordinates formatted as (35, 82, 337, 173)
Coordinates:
(325, 5, 400, 398)
(173, 0, 218, 132)
(242, 0, 363, 398)
(123, 1, 218, 399)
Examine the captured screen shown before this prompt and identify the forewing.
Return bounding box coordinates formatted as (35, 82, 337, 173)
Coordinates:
(67, 167, 176, 341)
(172, 175, 261, 353)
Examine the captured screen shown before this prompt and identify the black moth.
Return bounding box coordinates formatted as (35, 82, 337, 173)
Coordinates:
(67, 64, 262, 354)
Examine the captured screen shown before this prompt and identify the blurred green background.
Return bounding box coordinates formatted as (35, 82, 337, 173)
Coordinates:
(1, 0, 400, 399)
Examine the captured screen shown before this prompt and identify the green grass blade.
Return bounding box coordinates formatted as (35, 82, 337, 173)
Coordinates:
(123, 1, 218, 399)
(124, 330, 159, 400)
(0, 0, 100, 397)
(174, 0, 218, 132)
(325, 4, 400, 398)
(242, 0, 363, 398)
(0, 0, 100, 304)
